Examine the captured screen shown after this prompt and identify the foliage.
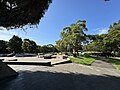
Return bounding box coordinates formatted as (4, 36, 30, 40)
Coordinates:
(41, 45, 49, 53)
(37, 44, 58, 53)
(83, 20, 120, 56)
(22, 39, 37, 53)
(108, 57, 120, 70)
(46, 44, 56, 52)
(56, 20, 87, 54)
(0, 35, 58, 54)
(56, 40, 67, 52)
(0, 0, 52, 29)
(69, 55, 96, 65)
(9, 35, 22, 53)
(0, 40, 8, 53)
(83, 53, 91, 57)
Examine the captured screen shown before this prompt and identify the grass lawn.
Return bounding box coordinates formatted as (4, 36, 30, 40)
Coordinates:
(69, 56, 96, 65)
(108, 57, 120, 70)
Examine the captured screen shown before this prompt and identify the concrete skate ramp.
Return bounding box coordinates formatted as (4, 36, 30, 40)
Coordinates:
(0, 60, 18, 80)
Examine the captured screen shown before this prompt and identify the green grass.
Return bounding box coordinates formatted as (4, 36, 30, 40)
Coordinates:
(69, 56, 96, 65)
(108, 57, 120, 70)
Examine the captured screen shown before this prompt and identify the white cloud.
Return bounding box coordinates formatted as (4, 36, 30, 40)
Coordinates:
(0, 28, 33, 41)
(0, 27, 7, 31)
(98, 28, 108, 35)
(0, 29, 23, 41)
(0, 32, 12, 41)
(92, 28, 108, 35)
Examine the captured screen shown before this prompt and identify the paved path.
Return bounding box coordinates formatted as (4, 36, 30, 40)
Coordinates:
(91, 57, 115, 69)
(0, 63, 120, 90)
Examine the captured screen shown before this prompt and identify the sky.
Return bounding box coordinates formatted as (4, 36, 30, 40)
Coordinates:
(0, 0, 120, 45)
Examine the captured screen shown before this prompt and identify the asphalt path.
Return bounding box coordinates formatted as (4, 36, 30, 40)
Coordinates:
(91, 57, 115, 69)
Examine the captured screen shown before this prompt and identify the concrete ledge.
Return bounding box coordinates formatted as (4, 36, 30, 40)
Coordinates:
(3, 61, 52, 66)
(0, 62, 18, 80)
(52, 60, 72, 65)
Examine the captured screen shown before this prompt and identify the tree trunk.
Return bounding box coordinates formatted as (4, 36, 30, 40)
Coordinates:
(72, 49, 76, 57)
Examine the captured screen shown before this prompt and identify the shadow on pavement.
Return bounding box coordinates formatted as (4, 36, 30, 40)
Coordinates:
(0, 70, 120, 90)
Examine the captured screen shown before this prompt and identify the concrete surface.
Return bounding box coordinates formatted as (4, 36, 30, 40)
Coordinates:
(0, 63, 120, 90)
(0, 55, 70, 66)
(0, 62, 18, 80)
(91, 57, 115, 69)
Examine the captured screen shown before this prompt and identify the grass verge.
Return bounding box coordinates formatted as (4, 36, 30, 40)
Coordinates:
(108, 57, 120, 70)
(69, 56, 96, 65)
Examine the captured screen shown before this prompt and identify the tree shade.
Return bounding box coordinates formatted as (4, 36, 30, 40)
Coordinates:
(0, 0, 52, 29)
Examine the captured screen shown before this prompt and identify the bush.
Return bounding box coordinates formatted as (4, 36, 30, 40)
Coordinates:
(83, 53, 91, 57)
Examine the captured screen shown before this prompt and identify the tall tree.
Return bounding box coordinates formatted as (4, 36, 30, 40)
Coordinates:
(83, 20, 120, 56)
(9, 35, 22, 53)
(22, 39, 37, 53)
(59, 20, 87, 54)
(107, 20, 120, 54)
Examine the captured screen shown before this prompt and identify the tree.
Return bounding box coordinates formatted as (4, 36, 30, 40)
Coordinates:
(41, 45, 49, 53)
(0, 40, 8, 53)
(46, 44, 56, 52)
(83, 34, 104, 52)
(58, 20, 87, 55)
(36, 45, 42, 53)
(37, 44, 57, 53)
(56, 38, 69, 52)
(0, 0, 52, 29)
(104, 28, 120, 55)
(83, 20, 120, 56)
(9, 35, 22, 53)
(22, 39, 37, 53)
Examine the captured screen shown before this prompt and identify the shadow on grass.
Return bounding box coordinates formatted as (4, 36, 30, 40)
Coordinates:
(78, 55, 97, 59)
(70, 56, 96, 65)
(109, 58, 120, 61)
(109, 58, 120, 65)
(0, 70, 120, 90)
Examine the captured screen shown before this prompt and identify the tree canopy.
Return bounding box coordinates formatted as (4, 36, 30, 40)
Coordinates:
(0, 35, 58, 54)
(83, 20, 120, 56)
(22, 39, 37, 53)
(0, 40, 8, 53)
(0, 0, 52, 29)
(9, 35, 22, 53)
(56, 20, 87, 54)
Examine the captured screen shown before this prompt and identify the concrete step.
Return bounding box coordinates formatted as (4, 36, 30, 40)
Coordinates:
(3, 61, 52, 66)
(51, 59, 71, 65)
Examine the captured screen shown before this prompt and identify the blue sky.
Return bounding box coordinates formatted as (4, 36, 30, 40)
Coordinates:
(0, 0, 120, 45)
